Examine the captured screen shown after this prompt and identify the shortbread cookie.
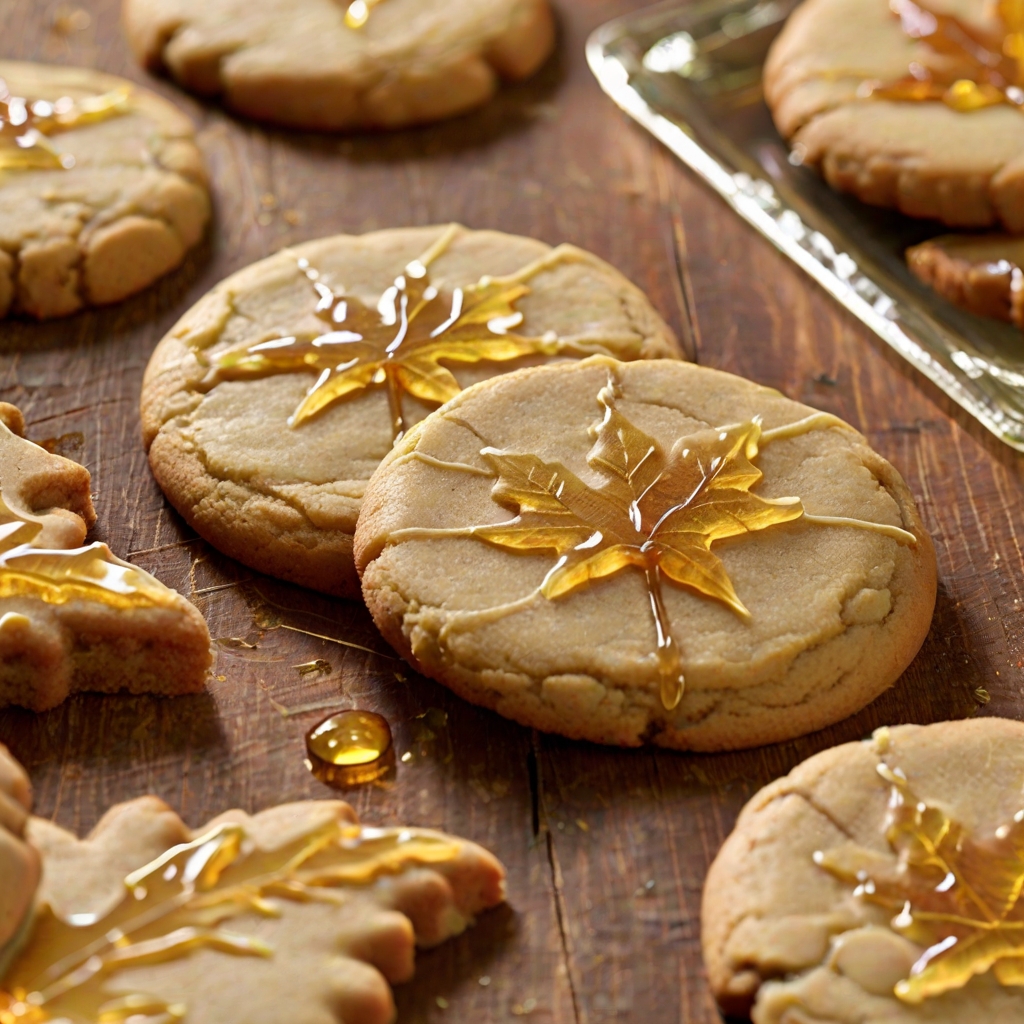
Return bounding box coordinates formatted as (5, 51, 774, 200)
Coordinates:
(0, 745, 38, 974)
(5, 789, 505, 1024)
(908, 233, 1024, 326)
(0, 404, 212, 711)
(702, 718, 1024, 1022)
(764, 0, 1024, 230)
(141, 224, 680, 597)
(0, 61, 209, 319)
(354, 357, 937, 751)
(123, 0, 555, 131)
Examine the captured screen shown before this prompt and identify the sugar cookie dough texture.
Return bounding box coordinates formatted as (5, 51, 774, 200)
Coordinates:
(0, 61, 209, 319)
(123, 0, 556, 130)
(355, 358, 937, 751)
(702, 718, 1024, 1023)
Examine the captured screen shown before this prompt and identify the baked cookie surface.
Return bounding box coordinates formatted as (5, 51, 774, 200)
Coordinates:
(2, 776, 504, 1023)
(0, 404, 212, 711)
(765, 0, 1024, 229)
(908, 233, 1024, 327)
(0, 61, 209, 320)
(141, 224, 680, 597)
(354, 357, 937, 751)
(702, 718, 1024, 1022)
(123, 0, 555, 130)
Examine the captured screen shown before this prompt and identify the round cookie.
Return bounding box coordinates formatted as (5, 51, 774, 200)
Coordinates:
(764, 0, 1024, 230)
(702, 718, 1024, 1022)
(122, 0, 555, 131)
(353, 357, 937, 751)
(141, 224, 680, 597)
(0, 61, 209, 320)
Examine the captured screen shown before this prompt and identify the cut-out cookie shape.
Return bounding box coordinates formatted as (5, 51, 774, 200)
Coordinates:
(141, 224, 680, 597)
(2, 780, 505, 1024)
(354, 357, 937, 751)
(764, 0, 1024, 229)
(702, 718, 1024, 1022)
(0, 61, 209, 320)
(122, 0, 555, 131)
(907, 233, 1024, 327)
(0, 404, 212, 711)
(0, 744, 39, 976)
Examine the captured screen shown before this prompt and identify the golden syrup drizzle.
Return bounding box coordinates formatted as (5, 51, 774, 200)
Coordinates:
(201, 226, 577, 441)
(0, 818, 461, 1023)
(0, 80, 130, 172)
(0, 496, 177, 612)
(864, 0, 1024, 113)
(389, 374, 917, 710)
(343, 0, 387, 28)
(305, 710, 395, 787)
(814, 762, 1024, 1003)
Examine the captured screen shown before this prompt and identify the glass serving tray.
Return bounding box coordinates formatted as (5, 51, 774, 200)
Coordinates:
(587, 0, 1024, 450)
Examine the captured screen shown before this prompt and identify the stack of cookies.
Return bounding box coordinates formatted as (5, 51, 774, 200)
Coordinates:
(2, 0, 1019, 1020)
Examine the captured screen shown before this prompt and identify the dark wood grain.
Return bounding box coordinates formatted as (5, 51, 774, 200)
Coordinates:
(2, 0, 1022, 1021)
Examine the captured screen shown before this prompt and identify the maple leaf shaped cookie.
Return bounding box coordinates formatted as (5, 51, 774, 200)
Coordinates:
(2, 792, 505, 1024)
(0, 744, 38, 972)
(0, 404, 212, 711)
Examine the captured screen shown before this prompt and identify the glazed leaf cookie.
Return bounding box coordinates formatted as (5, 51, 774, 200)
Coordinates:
(0, 405, 212, 711)
(0, 744, 39, 977)
(702, 718, 1024, 1022)
(122, 0, 555, 130)
(3, 789, 505, 1024)
(354, 358, 937, 751)
(764, 0, 1024, 229)
(0, 61, 209, 319)
(141, 224, 680, 597)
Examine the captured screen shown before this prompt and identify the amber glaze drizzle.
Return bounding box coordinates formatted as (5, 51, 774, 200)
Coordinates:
(0, 819, 461, 1023)
(814, 761, 1024, 1003)
(202, 225, 578, 441)
(865, 0, 1024, 113)
(390, 372, 917, 711)
(0, 81, 130, 171)
(343, 0, 387, 28)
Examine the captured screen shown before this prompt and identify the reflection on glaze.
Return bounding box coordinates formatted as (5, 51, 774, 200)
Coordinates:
(343, 0, 387, 28)
(864, 0, 1024, 114)
(199, 224, 584, 441)
(814, 761, 1024, 1002)
(388, 372, 917, 710)
(0, 80, 130, 171)
(0, 817, 460, 1022)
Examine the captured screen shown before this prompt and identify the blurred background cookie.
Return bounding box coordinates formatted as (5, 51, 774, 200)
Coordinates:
(702, 718, 1024, 1021)
(354, 357, 936, 751)
(0, 404, 212, 711)
(765, 0, 1024, 229)
(141, 224, 680, 597)
(0, 743, 38, 976)
(0, 61, 209, 319)
(123, 0, 555, 130)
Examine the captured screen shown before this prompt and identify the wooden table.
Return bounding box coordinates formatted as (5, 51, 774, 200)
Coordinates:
(1, 1, 1018, 1020)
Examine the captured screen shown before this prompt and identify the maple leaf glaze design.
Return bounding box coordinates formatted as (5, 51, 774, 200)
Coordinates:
(815, 762, 1024, 1003)
(864, 0, 1024, 114)
(205, 225, 585, 441)
(0, 81, 131, 171)
(0, 818, 461, 1024)
(392, 373, 917, 710)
